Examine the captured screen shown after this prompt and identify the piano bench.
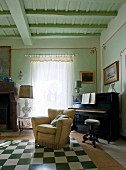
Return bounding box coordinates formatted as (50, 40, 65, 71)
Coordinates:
(82, 119, 100, 148)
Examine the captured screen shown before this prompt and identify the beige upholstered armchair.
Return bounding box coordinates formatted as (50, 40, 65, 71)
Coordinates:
(31, 108, 75, 149)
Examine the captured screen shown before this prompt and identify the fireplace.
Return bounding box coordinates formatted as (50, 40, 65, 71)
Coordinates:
(0, 94, 9, 129)
(0, 82, 19, 131)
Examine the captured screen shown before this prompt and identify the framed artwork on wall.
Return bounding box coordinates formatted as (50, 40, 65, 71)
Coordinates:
(0, 46, 11, 81)
(80, 71, 94, 84)
(104, 61, 119, 85)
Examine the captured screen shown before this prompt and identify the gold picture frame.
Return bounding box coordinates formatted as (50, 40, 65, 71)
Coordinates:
(80, 71, 94, 84)
(104, 61, 119, 85)
(0, 46, 11, 81)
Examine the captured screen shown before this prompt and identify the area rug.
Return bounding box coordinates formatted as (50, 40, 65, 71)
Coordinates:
(0, 138, 98, 170)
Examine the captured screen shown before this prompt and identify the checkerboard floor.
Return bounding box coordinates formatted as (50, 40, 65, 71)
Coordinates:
(0, 138, 98, 170)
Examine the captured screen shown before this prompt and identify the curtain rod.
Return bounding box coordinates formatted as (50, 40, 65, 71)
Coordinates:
(25, 54, 78, 57)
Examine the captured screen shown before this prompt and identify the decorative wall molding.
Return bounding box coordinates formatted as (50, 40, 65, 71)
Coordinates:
(90, 47, 97, 54)
(120, 47, 126, 113)
(102, 22, 126, 47)
(102, 44, 106, 51)
(11, 47, 97, 50)
(120, 47, 126, 94)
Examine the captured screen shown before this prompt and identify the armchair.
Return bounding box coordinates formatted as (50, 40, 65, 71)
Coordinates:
(31, 108, 75, 149)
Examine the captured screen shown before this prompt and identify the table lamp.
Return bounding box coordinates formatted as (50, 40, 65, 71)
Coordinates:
(74, 80, 82, 95)
(19, 85, 33, 117)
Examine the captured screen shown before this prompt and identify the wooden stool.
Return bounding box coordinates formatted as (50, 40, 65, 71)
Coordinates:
(82, 119, 100, 148)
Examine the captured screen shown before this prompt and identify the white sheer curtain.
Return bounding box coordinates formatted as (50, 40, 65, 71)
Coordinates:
(31, 56, 73, 116)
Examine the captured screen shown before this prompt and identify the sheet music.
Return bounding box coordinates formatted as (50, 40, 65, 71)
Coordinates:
(89, 93, 96, 104)
(81, 93, 96, 104)
(81, 93, 90, 104)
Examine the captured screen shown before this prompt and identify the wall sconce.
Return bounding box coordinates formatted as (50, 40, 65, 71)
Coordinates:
(18, 71, 23, 80)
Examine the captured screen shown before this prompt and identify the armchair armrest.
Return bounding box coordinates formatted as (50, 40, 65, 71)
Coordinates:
(31, 116, 51, 141)
(57, 118, 73, 127)
(55, 118, 73, 144)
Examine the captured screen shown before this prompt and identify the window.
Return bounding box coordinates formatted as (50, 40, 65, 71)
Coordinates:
(31, 55, 73, 116)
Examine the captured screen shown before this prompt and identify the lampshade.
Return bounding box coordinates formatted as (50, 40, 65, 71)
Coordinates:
(19, 85, 33, 98)
(74, 81, 82, 89)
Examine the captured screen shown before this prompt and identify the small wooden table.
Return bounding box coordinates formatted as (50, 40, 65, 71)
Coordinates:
(17, 116, 32, 134)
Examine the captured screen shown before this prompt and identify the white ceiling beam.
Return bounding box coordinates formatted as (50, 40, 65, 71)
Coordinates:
(5, 0, 32, 45)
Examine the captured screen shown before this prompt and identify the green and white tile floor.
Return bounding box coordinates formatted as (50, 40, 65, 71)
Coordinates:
(0, 138, 98, 170)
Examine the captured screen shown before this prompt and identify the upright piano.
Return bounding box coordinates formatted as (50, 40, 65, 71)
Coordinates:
(70, 92, 119, 142)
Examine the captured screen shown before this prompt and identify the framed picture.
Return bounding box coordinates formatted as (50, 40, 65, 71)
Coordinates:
(80, 71, 94, 84)
(0, 46, 11, 81)
(104, 61, 119, 85)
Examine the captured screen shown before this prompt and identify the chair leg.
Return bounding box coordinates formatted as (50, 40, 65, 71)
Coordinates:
(82, 125, 99, 148)
(35, 141, 39, 148)
(82, 133, 89, 143)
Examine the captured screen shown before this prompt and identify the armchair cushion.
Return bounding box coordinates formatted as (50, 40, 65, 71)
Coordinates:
(50, 112, 69, 127)
(37, 124, 56, 134)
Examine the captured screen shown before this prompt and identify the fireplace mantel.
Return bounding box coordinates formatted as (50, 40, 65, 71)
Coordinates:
(0, 82, 20, 131)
